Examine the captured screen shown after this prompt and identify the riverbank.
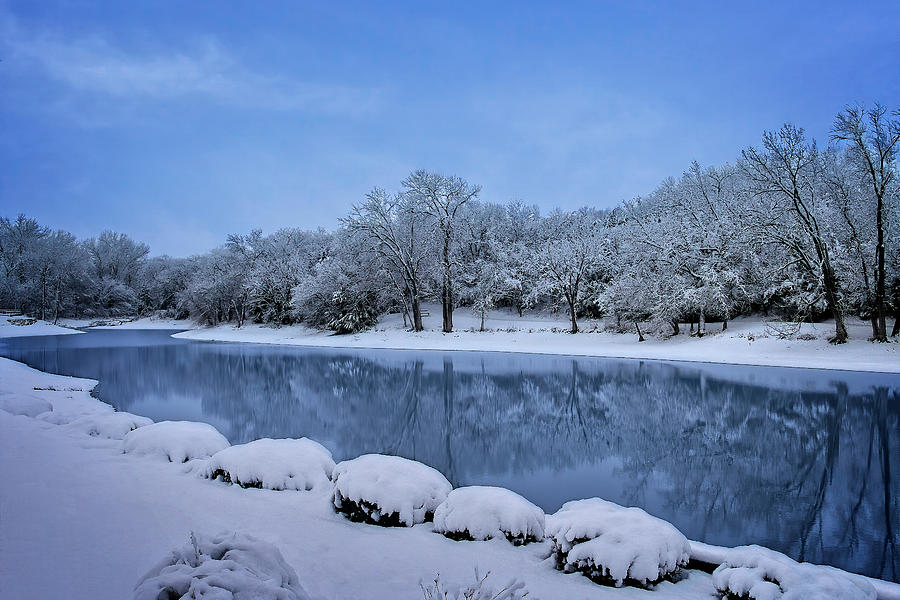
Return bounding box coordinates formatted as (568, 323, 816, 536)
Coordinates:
(1, 356, 897, 600)
(172, 307, 899, 373)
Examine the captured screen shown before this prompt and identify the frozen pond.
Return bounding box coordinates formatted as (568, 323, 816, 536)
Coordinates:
(1, 328, 897, 581)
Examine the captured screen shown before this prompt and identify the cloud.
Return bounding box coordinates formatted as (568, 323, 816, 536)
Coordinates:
(2, 20, 381, 116)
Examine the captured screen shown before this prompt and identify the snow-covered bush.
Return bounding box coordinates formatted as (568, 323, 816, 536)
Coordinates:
(123, 420, 229, 463)
(420, 569, 529, 600)
(712, 545, 875, 600)
(204, 437, 335, 491)
(433, 486, 545, 545)
(133, 531, 309, 600)
(332, 454, 452, 527)
(0, 393, 52, 417)
(65, 411, 152, 439)
(546, 498, 690, 587)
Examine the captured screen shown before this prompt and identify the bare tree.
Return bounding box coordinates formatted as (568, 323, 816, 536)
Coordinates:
(832, 103, 900, 342)
(742, 125, 849, 343)
(344, 187, 430, 331)
(402, 170, 480, 333)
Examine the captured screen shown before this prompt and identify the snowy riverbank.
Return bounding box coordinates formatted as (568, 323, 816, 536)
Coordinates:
(172, 307, 899, 373)
(1, 356, 898, 600)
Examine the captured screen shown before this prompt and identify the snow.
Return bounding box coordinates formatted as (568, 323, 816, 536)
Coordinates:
(173, 308, 899, 373)
(134, 531, 310, 600)
(0, 315, 83, 338)
(64, 411, 153, 439)
(203, 437, 335, 492)
(712, 545, 876, 600)
(123, 420, 230, 463)
(0, 392, 53, 417)
(1, 355, 898, 600)
(86, 316, 192, 330)
(332, 453, 452, 526)
(546, 497, 691, 587)
(433, 486, 545, 545)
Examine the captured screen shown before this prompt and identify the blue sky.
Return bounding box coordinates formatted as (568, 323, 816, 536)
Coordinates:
(1, 1, 898, 256)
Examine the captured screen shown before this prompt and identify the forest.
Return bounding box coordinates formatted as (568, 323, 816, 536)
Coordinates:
(2, 104, 898, 343)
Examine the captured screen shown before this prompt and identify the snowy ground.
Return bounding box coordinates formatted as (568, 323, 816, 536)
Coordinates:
(0, 315, 83, 337)
(172, 305, 899, 373)
(2, 356, 898, 600)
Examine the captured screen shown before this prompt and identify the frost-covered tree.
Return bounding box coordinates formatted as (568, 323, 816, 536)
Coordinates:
(345, 187, 432, 331)
(831, 103, 900, 341)
(534, 209, 609, 334)
(403, 170, 480, 333)
(742, 125, 849, 343)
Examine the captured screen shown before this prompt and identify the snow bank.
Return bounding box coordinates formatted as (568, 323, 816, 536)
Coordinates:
(0, 316, 82, 338)
(433, 486, 545, 545)
(712, 545, 876, 600)
(0, 393, 53, 417)
(332, 454, 452, 527)
(204, 438, 335, 492)
(546, 497, 690, 587)
(123, 421, 229, 463)
(64, 411, 153, 440)
(134, 531, 309, 600)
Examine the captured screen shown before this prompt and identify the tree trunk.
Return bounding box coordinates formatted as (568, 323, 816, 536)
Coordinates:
(568, 299, 578, 334)
(891, 311, 899, 337)
(635, 320, 645, 342)
(873, 187, 888, 341)
(517, 303, 523, 318)
(441, 233, 453, 333)
(411, 295, 424, 332)
(698, 310, 706, 337)
(441, 283, 453, 333)
(822, 261, 848, 344)
(670, 320, 680, 336)
(722, 320, 728, 331)
(480, 308, 486, 332)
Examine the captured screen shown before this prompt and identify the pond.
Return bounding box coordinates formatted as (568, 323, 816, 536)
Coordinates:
(1, 328, 898, 581)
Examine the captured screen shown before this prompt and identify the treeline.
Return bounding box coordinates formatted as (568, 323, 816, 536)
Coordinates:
(1, 104, 898, 342)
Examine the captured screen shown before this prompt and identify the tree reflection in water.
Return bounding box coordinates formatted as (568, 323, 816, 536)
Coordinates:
(1, 329, 897, 581)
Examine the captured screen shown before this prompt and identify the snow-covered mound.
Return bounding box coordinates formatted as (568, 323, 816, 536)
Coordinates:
(0, 393, 53, 417)
(134, 531, 309, 600)
(711, 545, 875, 600)
(123, 421, 230, 463)
(332, 454, 452, 527)
(433, 486, 545, 545)
(65, 411, 153, 439)
(546, 497, 690, 587)
(204, 438, 335, 491)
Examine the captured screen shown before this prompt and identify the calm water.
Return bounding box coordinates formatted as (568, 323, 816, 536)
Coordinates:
(2, 329, 898, 581)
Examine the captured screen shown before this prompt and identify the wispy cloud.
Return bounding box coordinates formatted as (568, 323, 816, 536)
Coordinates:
(2, 20, 381, 116)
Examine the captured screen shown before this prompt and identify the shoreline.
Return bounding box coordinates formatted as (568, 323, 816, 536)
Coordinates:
(1, 356, 898, 598)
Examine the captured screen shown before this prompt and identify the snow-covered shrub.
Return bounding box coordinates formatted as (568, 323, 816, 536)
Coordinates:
(0, 393, 52, 417)
(712, 545, 875, 600)
(546, 498, 690, 588)
(420, 569, 529, 600)
(65, 411, 152, 439)
(134, 531, 309, 600)
(204, 438, 335, 491)
(332, 454, 452, 527)
(123, 420, 229, 463)
(433, 486, 545, 545)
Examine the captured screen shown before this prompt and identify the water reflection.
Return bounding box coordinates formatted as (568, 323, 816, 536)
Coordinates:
(1, 329, 897, 581)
